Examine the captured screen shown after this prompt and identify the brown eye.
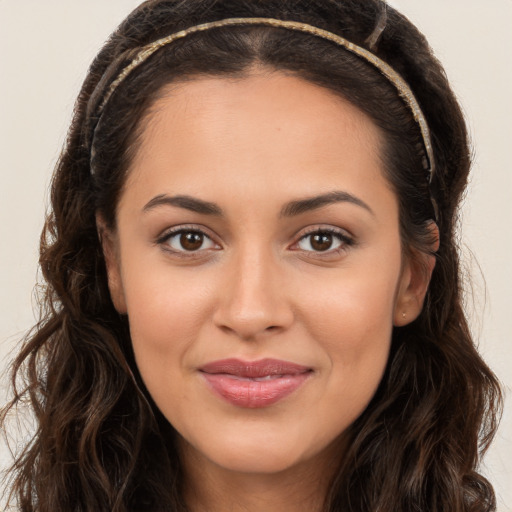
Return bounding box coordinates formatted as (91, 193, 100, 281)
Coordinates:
(163, 229, 217, 253)
(296, 230, 350, 254)
(180, 232, 204, 251)
(310, 233, 333, 252)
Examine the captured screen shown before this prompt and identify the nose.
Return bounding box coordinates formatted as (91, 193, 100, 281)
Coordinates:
(212, 246, 294, 340)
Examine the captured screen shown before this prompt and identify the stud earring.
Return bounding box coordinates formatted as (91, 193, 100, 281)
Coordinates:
(402, 312, 406, 319)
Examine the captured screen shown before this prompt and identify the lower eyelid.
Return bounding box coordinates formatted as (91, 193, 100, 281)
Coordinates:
(171, 233, 215, 249)
(295, 229, 352, 246)
(156, 227, 219, 251)
(298, 235, 343, 250)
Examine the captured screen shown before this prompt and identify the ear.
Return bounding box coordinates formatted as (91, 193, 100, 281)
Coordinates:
(96, 214, 127, 314)
(393, 222, 439, 326)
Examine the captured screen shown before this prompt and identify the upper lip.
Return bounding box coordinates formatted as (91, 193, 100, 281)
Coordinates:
(199, 358, 312, 378)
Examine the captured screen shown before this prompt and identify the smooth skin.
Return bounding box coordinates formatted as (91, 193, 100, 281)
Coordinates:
(99, 68, 436, 512)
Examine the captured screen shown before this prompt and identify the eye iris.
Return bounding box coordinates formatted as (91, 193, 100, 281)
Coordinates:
(180, 232, 203, 251)
(311, 233, 333, 251)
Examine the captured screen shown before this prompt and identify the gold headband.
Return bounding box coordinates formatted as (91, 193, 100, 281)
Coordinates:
(94, 16, 435, 183)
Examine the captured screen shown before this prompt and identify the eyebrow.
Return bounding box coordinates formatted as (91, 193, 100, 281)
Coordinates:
(143, 194, 223, 215)
(142, 190, 374, 217)
(279, 191, 374, 217)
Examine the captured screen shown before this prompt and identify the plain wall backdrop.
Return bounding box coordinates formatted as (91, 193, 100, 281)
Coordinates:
(1, 1, 510, 510)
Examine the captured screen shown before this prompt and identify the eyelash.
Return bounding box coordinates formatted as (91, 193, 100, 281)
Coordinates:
(291, 227, 355, 257)
(156, 225, 220, 258)
(156, 225, 355, 258)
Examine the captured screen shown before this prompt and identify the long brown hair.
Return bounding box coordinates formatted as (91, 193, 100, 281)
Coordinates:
(1, 1, 502, 510)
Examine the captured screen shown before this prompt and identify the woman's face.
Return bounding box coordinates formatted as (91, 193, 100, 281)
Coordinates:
(102, 70, 429, 477)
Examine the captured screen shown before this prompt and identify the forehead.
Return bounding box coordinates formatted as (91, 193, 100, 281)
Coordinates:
(123, 71, 393, 214)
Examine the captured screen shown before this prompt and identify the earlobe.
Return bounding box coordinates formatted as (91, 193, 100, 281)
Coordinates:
(393, 253, 436, 326)
(394, 223, 439, 327)
(96, 215, 127, 314)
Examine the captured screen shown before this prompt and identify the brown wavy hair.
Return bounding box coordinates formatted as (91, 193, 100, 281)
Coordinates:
(1, 1, 502, 510)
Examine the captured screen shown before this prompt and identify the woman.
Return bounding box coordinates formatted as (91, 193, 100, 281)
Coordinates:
(0, 0, 502, 510)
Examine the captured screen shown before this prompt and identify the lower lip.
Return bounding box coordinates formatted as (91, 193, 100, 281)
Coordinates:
(201, 372, 312, 408)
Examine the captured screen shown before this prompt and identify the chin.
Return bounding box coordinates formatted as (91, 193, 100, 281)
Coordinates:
(204, 440, 309, 475)
(178, 417, 344, 477)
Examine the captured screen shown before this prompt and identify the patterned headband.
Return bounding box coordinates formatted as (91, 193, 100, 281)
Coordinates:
(90, 16, 436, 207)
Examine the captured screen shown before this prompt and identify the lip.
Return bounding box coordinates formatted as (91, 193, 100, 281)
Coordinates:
(199, 358, 313, 408)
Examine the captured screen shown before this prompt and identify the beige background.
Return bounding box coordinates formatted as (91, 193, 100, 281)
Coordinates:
(0, 1, 510, 510)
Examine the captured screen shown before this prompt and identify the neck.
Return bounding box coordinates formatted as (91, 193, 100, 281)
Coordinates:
(180, 437, 344, 512)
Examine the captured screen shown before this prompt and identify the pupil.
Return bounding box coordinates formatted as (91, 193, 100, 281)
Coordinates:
(181, 232, 203, 251)
(311, 233, 333, 251)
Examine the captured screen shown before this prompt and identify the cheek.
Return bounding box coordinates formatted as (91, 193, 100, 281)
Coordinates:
(121, 264, 215, 393)
(297, 263, 399, 415)
(299, 257, 399, 350)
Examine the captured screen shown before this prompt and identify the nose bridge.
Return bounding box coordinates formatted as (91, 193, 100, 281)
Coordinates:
(214, 240, 292, 339)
